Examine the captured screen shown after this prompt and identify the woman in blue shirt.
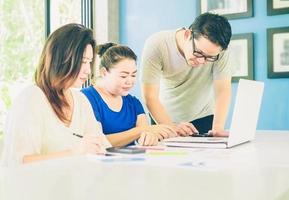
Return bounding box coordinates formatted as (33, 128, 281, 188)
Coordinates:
(82, 43, 177, 147)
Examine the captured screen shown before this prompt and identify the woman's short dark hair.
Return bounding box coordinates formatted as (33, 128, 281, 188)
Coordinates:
(96, 43, 137, 71)
(189, 12, 232, 50)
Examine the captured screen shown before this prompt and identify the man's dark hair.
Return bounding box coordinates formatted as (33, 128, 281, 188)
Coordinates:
(189, 12, 232, 50)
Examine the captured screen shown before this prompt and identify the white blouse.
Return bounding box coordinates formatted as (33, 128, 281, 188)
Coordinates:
(1, 85, 111, 166)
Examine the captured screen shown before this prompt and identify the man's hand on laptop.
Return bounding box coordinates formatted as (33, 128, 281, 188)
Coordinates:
(208, 128, 229, 137)
(174, 122, 199, 136)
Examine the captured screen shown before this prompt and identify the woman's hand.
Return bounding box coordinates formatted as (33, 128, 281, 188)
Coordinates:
(137, 131, 158, 146)
(72, 134, 107, 155)
(144, 124, 177, 140)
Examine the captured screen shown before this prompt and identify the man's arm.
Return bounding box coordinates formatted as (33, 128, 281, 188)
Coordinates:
(141, 83, 173, 124)
(212, 78, 231, 136)
(140, 33, 197, 136)
(141, 83, 197, 136)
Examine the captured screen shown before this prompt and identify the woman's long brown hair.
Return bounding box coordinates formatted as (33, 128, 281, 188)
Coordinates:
(35, 23, 96, 124)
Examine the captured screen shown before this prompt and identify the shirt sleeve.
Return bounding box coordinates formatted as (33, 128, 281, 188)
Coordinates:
(213, 49, 235, 80)
(132, 96, 145, 116)
(140, 33, 164, 84)
(1, 87, 42, 166)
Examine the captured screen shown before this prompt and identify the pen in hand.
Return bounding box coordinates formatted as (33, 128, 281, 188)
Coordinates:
(73, 133, 107, 154)
(73, 133, 83, 138)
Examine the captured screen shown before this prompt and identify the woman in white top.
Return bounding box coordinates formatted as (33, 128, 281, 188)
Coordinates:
(1, 23, 111, 166)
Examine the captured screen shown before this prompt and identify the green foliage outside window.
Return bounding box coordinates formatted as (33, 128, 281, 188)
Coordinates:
(0, 0, 82, 137)
(0, 0, 45, 135)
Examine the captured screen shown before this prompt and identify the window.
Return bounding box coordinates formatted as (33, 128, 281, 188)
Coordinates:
(46, 0, 93, 87)
(48, 0, 82, 34)
(0, 0, 91, 137)
(0, 0, 45, 136)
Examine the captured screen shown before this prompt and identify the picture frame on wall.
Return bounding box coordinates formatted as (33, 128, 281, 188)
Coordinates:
(267, 0, 289, 16)
(199, 0, 253, 20)
(267, 26, 289, 78)
(227, 33, 254, 82)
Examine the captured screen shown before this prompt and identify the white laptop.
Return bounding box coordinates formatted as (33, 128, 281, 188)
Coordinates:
(162, 79, 264, 149)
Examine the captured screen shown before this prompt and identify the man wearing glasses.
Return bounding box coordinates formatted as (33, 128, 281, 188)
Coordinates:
(140, 12, 233, 137)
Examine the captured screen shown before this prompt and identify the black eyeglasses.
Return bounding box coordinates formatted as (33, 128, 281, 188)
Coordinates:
(191, 32, 219, 62)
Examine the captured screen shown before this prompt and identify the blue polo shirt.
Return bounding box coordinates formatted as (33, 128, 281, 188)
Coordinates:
(81, 86, 145, 145)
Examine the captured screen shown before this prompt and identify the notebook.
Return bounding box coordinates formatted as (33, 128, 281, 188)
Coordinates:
(162, 79, 264, 149)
